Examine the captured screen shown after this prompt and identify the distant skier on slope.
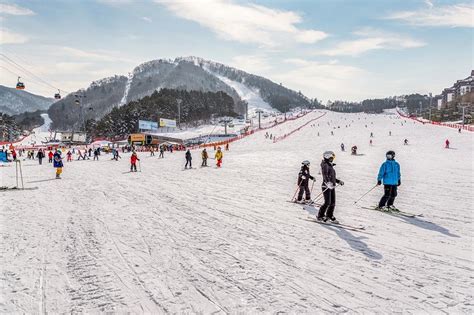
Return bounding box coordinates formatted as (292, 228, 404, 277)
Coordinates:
(201, 148, 208, 167)
(295, 160, 315, 203)
(36, 149, 44, 165)
(404, 139, 408, 145)
(351, 145, 358, 155)
(53, 149, 63, 179)
(340, 143, 345, 151)
(317, 151, 344, 223)
(215, 146, 223, 168)
(159, 145, 164, 158)
(185, 149, 192, 169)
(376, 150, 401, 211)
(130, 151, 140, 172)
(48, 150, 54, 163)
(445, 139, 450, 149)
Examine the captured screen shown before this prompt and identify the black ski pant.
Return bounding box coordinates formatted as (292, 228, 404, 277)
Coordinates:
(130, 163, 137, 172)
(38, 158, 42, 165)
(318, 187, 336, 219)
(379, 185, 397, 207)
(297, 181, 311, 201)
(202, 158, 207, 166)
(159, 152, 164, 158)
(185, 159, 192, 168)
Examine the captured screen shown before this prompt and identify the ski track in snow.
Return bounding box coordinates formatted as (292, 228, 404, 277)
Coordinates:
(119, 73, 133, 106)
(1, 110, 473, 313)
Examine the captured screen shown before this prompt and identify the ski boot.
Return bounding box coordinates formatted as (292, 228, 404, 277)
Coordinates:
(327, 217, 339, 224)
(387, 206, 400, 212)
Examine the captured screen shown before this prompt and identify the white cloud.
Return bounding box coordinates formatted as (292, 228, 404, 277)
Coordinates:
(271, 58, 370, 101)
(0, 3, 35, 15)
(155, 0, 328, 46)
(60, 47, 135, 63)
(317, 28, 425, 56)
(386, 2, 474, 28)
(0, 27, 28, 44)
(141, 16, 152, 23)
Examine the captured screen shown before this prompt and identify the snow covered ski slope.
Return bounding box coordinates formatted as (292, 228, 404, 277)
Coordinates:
(1, 110, 473, 313)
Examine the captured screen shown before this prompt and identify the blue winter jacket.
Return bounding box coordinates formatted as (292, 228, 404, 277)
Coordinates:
(377, 159, 400, 185)
(53, 152, 63, 168)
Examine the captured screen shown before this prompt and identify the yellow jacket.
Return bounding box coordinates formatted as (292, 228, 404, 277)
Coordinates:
(215, 150, 223, 160)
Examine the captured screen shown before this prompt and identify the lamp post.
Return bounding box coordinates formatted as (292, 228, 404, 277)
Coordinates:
(176, 99, 182, 129)
(256, 109, 263, 129)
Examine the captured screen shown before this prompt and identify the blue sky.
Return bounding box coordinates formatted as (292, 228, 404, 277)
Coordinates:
(0, 0, 472, 102)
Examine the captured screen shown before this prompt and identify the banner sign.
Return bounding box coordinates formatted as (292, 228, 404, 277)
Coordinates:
(139, 120, 158, 131)
(159, 118, 177, 128)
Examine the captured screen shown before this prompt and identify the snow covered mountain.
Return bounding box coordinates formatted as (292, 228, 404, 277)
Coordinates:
(48, 57, 313, 130)
(0, 85, 54, 115)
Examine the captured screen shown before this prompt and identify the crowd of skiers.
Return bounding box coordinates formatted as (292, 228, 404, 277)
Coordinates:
(294, 149, 401, 223)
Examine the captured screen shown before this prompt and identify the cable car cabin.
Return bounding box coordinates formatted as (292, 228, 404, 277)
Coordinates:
(128, 133, 160, 146)
(54, 90, 61, 99)
(16, 77, 25, 90)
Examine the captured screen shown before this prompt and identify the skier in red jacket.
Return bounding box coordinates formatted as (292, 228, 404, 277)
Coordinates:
(445, 139, 450, 149)
(130, 151, 140, 172)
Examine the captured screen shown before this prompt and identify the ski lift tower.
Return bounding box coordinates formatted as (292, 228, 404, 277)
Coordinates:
(74, 92, 87, 131)
(256, 109, 263, 129)
(221, 117, 233, 135)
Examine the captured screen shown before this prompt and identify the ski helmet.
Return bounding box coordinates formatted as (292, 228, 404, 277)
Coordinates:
(323, 151, 335, 160)
(302, 160, 310, 166)
(386, 150, 395, 159)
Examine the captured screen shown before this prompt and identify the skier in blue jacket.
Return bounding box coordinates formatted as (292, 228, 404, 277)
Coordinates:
(376, 150, 401, 210)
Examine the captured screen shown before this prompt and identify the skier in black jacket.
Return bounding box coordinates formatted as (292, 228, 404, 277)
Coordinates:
(317, 151, 344, 223)
(185, 149, 192, 169)
(296, 160, 315, 203)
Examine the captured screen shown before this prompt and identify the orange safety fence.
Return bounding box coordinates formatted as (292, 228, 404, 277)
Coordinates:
(397, 110, 474, 132)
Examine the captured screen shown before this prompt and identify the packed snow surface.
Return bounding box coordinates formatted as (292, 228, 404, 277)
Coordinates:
(1, 111, 473, 313)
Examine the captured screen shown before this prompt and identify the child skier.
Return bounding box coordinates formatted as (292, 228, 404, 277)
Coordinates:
(67, 150, 72, 162)
(201, 148, 208, 167)
(317, 151, 344, 223)
(295, 160, 315, 203)
(376, 150, 401, 211)
(130, 151, 140, 172)
(215, 146, 223, 167)
(185, 149, 192, 169)
(48, 151, 54, 163)
(445, 139, 450, 148)
(53, 149, 63, 179)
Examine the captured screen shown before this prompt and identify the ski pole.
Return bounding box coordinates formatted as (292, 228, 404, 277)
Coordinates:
(19, 160, 24, 189)
(291, 184, 301, 201)
(310, 186, 329, 205)
(353, 184, 378, 205)
(138, 160, 142, 172)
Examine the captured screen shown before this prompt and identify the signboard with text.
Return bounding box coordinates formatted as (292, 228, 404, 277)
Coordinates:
(159, 118, 177, 128)
(138, 120, 158, 131)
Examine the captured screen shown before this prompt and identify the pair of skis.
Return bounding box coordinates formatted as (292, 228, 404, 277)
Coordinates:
(360, 206, 423, 218)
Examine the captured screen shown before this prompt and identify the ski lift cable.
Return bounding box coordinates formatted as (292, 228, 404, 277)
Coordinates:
(0, 53, 62, 91)
(0, 53, 70, 94)
(0, 63, 58, 92)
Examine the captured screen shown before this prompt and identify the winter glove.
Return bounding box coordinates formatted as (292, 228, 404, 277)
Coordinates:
(337, 180, 344, 186)
(325, 182, 335, 189)
(377, 180, 382, 186)
(397, 180, 401, 186)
